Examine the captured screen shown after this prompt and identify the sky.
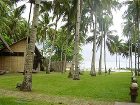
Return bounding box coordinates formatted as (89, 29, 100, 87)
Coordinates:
(18, 0, 135, 70)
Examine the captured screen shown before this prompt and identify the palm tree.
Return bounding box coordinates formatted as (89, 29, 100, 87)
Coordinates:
(87, 0, 101, 76)
(107, 35, 123, 69)
(97, 16, 104, 75)
(96, 13, 112, 75)
(0, 1, 9, 33)
(37, 13, 51, 73)
(103, 15, 113, 74)
(123, 0, 140, 75)
(86, 0, 119, 76)
(9, 4, 27, 41)
(64, 0, 76, 75)
(0, 1, 28, 41)
(20, 0, 41, 91)
(73, 0, 81, 80)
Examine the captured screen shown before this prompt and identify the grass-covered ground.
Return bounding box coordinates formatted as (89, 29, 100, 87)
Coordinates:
(0, 72, 139, 105)
(0, 96, 59, 105)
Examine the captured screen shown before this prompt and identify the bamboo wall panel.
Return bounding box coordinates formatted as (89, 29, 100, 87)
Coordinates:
(0, 39, 26, 72)
(0, 56, 25, 72)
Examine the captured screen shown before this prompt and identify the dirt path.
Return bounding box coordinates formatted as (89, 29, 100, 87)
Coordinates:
(0, 89, 114, 105)
(115, 102, 140, 105)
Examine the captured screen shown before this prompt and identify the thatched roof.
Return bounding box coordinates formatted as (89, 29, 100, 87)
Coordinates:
(14, 37, 42, 57)
(0, 35, 13, 52)
(0, 37, 42, 57)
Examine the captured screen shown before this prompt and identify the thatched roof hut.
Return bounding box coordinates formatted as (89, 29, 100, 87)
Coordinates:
(0, 37, 42, 73)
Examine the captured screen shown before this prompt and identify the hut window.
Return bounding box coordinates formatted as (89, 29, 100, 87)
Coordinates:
(0, 52, 24, 56)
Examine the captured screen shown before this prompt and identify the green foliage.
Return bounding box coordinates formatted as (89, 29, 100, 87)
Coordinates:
(122, 0, 140, 60)
(0, 34, 12, 49)
(51, 28, 75, 61)
(107, 35, 123, 55)
(0, 1, 28, 42)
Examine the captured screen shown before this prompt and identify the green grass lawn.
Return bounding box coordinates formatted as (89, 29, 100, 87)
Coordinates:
(0, 72, 139, 104)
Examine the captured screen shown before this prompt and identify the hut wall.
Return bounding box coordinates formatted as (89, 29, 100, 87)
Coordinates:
(0, 40, 26, 72)
(0, 56, 24, 72)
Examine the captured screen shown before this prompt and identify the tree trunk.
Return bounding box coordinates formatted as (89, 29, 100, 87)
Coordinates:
(134, 43, 137, 76)
(20, 0, 40, 91)
(136, 0, 140, 76)
(98, 18, 104, 75)
(98, 33, 103, 75)
(68, 58, 74, 78)
(47, 46, 52, 74)
(104, 31, 107, 74)
(67, 13, 73, 77)
(126, 58, 127, 69)
(134, 20, 137, 76)
(119, 55, 120, 69)
(116, 52, 117, 69)
(63, 53, 66, 73)
(61, 46, 64, 73)
(47, 16, 58, 74)
(129, 33, 131, 71)
(90, 14, 97, 76)
(73, 0, 81, 80)
(130, 35, 133, 73)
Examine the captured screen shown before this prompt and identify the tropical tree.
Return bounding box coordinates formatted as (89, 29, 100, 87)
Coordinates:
(38, 0, 52, 49)
(20, 0, 41, 91)
(123, 0, 140, 75)
(72, 0, 81, 80)
(102, 15, 113, 74)
(86, 0, 119, 75)
(107, 35, 123, 69)
(37, 13, 51, 73)
(86, 0, 101, 76)
(0, 1, 10, 34)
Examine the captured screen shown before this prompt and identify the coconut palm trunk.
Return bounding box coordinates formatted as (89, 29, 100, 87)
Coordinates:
(47, 45, 53, 74)
(134, 21, 137, 76)
(116, 52, 118, 69)
(68, 58, 74, 78)
(138, 22, 140, 76)
(98, 34, 103, 75)
(61, 46, 64, 73)
(90, 14, 97, 76)
(134, 44, 137, 75)
(98, 19, 104, 75)
(129, 32, 133, 73)
(63, 53, 66, 73)
(119, 55, 120, 69)
(136, 0, 140, 75)
(73, 0, 81, 80)
(67, 27, 73, 77)
(130, 36, 133, 73)
(47, 16, 58, 74)
(20, 0, 40, 91)
(104, 32, 107, 74)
